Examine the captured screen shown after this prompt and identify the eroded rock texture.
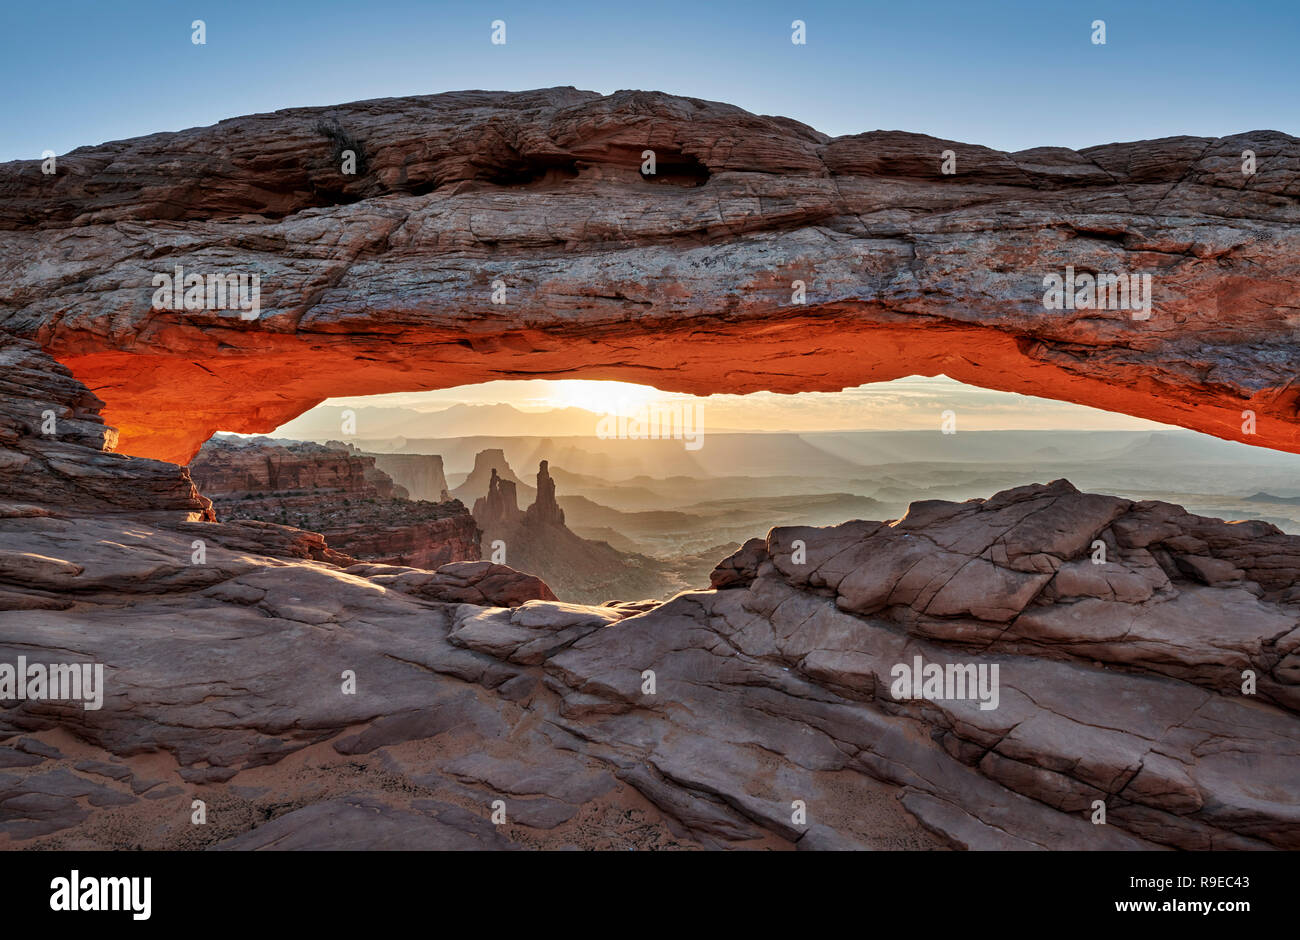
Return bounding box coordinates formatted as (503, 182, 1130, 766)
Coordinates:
(1, 88, 1297, 462)
(1, 341, 1297, 850)
(189, 437, 480, 569)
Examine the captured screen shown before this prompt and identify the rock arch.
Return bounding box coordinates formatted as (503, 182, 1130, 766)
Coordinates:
(2, 88, 1297, 463)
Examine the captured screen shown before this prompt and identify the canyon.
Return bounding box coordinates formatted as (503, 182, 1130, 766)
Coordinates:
(189, 437, 479, 569)
(1, 88, 1299, 851)
(467, 454, 711, 604)
(369, 453, 450, 503)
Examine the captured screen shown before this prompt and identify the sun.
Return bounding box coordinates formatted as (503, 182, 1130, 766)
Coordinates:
(540, 380, 673, 416)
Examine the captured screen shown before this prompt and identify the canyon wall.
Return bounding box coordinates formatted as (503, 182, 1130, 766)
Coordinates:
(189, 438, 480, 569)
(370, 452, 450, 502)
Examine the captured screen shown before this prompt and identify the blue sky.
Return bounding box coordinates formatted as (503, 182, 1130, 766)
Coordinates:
(3, 0, 1296, 162)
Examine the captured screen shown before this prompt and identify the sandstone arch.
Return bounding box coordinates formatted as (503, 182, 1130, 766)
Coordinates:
(2, 88, 1297, 463)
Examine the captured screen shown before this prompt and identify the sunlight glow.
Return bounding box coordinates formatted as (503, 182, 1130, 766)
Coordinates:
(303, 374, 1175, 437)
(539, 380, 674, 417)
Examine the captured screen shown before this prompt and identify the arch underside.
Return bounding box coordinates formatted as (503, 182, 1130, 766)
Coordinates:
(54, 308, 1300, 465)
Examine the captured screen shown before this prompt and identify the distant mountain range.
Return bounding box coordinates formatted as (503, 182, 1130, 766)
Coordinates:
(276, 403, 606, 440)
(1245, 492, 1300, 504)
(205, 424, 1300, 566)
(266, 423, 1300, 475)
(273, 402, 754, 441)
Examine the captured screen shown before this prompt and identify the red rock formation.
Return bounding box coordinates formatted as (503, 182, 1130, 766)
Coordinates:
(189, 437, 480, 569)
(454, 449, 534, 505)
(471, 467, 525, 531)
(524, 459, 565, 528)
(0, 336, 213, 521)
(326, 441, 416, 498)
(469, 454, 680, 604)
(312, 513, 478, 570)
(2, 89, 1297, 462)
(191, 437, 388, 498)
(0, 333, 548, 610)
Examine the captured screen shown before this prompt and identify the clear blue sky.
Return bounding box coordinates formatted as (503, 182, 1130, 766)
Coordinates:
(2, 0, 1295, 162)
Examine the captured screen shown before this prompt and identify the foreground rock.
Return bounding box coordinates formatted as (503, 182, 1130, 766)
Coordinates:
(1, 337, 1297, 850)
(2, 89, 1298, 461)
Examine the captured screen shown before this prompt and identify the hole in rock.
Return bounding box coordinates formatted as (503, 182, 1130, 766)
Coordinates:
(640, 151, 710, 186)
(185, 376, 1300, 608)
(476, 157, 582, 187)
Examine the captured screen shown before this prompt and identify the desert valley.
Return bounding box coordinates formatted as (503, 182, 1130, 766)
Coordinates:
(192, 404, 1300, 614)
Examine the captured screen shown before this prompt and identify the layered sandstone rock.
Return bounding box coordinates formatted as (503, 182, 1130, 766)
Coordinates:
(190, 437, 399, 498)
(189, 437, 480, 569)
(0, 336, 213, 522)
(349, 560, 558, 608)
(1, 89, 1297, 462)
(455, 450, 534, 505)
(0, 336, 539, 602)
(472, 467, 525, 531)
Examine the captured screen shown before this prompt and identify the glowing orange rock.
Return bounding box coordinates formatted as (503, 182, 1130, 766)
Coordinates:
(1, 89, 1296, 463)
